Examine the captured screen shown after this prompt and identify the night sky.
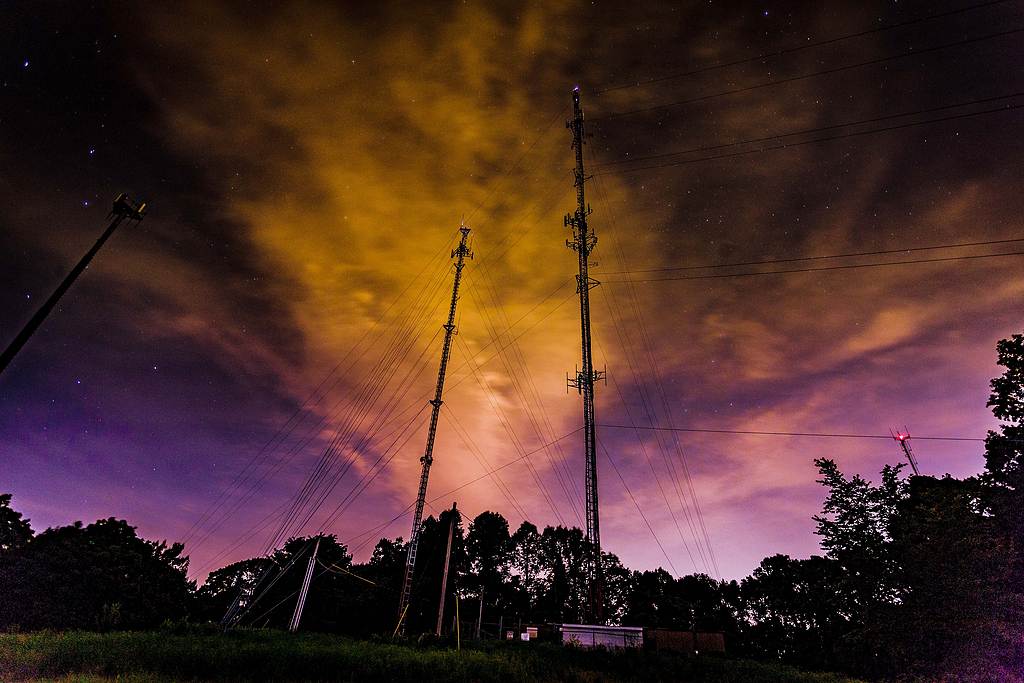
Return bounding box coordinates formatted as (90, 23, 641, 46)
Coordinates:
(2, 0, 1022, 585)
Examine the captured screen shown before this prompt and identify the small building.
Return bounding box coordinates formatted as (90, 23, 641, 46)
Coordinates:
(554, 624, 643, 649)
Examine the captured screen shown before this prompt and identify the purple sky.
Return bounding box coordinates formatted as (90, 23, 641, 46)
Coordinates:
(2, 0, 1022, 585)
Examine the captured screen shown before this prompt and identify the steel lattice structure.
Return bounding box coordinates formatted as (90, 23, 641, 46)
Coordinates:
(565, 87, 606, 624)
(396, 225, 473, 634)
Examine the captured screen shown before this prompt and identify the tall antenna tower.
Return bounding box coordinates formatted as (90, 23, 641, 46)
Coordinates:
(565, 87, 606, 624)
(891, 429, 921, 476)
(396, 225, 473, 634)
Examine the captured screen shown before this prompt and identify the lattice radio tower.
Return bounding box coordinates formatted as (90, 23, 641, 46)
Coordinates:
(396, 224, 473, 634)
(891, 428, 921, 476)
(565, 87, 607, 624)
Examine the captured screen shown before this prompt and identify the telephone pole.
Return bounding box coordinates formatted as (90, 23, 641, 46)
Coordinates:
(396, 225, 473, 634)
(436, 502, 458, 637)
(565, 87, 606, 624)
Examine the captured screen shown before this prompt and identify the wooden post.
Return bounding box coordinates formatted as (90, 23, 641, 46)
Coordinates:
(436, 503, 457, 636)
(476, 588, 484, 639)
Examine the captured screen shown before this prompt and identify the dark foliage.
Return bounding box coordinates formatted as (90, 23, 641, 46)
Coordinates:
(738, 553, 849, 668)
(0, 493, 32, 551)
(808, 457, 1023, 680)
(983, 335, 1024, 578)
(849, 475, 1021, 680)
(465, 510, 513, 621)
(0, 515, 193, 631)
(624, 568, 740, 637)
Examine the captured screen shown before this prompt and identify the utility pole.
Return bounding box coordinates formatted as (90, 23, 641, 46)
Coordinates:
(397, 226, 473, 634)
(289, 536, 320, 632)
(565, 86, 606, 624)
(0, 194, 146, 377)
(436, 502, 457, 637)
(891, 429, 921, 476)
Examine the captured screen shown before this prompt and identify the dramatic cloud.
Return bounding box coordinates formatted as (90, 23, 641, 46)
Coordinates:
(2, 0, 1022, 584)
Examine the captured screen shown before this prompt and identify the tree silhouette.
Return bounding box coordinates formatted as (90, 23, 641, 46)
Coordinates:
(465, 511, 512, 626)
(0, 515, 192, 631)
(0, 494, 32, 551)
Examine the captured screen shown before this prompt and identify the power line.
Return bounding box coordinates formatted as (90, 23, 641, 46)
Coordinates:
(426, 428, 585, 505)
(592, 93, 1024, 171)
(466, 105, 569, 226)
(257, 278, 579, 560)
(451, 324, 581, 526)
(316, 408, 432, 535)
(181, 230, 459, 552)
(586, 0, 1016, 96)
(597, 438, 680, 577)
(341, 427, 584, 551)
(193, 243, 462, 582)
(590, 27, 1024, 122)
(594, 102, 1024, 176)
(603, 250, 1024, 283)
(259, 266, 455, 557)
(587, 143, 717, 576)
(602, 237, 1024, 276)
(441, 406, 533, 523)
(598, 424, 985, 441)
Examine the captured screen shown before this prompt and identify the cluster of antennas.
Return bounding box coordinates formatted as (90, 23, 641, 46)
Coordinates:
(108, 193, 146, 222)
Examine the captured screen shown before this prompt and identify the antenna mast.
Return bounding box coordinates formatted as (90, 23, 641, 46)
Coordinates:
(396, 225, 473, 634)
(0, 194, 145, 377)
(565, 87, 606, 624)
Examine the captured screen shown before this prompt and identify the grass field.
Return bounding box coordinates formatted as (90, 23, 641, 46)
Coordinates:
(0, 628, 866, 683)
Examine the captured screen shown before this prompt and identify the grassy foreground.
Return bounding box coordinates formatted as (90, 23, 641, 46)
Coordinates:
(0, 629, 864, 683)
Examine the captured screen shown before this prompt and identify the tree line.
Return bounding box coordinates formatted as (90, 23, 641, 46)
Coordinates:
(3, 332, 1024, 681)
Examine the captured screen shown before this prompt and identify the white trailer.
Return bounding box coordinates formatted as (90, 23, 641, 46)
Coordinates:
(555, 624, 643, 649)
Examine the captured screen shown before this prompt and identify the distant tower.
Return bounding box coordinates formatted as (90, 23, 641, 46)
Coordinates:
(396, 225, 473, 634)
(891, 429, 921, 476)
(565, 87, 606, 624)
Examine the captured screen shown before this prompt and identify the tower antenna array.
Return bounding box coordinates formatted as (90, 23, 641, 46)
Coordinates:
(396, 225, 473, 634)
(565, 87, 606, 624)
